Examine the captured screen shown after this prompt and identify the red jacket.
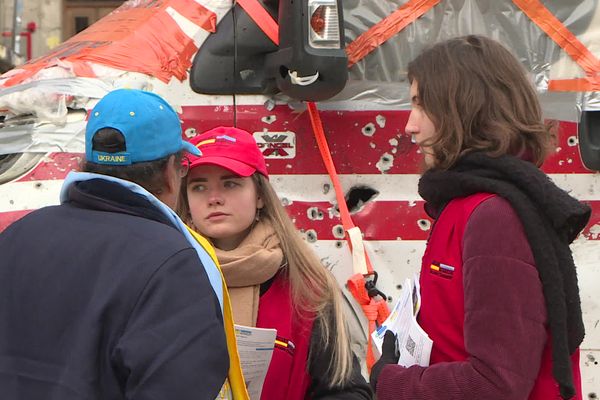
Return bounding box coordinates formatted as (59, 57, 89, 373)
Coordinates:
(256, 274, 314, 400)
(377, 193, 582, 400)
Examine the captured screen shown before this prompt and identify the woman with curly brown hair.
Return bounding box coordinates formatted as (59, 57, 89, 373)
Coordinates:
(370, 35, 590, 400)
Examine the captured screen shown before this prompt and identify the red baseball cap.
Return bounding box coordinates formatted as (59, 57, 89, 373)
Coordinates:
(187, 126, 269, 178)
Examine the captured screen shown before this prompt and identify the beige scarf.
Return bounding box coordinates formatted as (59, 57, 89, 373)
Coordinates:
(216, 220, 283, 327)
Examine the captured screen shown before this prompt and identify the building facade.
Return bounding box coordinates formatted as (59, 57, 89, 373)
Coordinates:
(0, 0, 122, 68)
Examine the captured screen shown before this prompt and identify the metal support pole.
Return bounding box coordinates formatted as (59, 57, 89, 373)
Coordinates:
(11, 0, 23, 64)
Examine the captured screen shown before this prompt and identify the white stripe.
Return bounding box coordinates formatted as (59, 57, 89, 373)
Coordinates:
(0, 180, 62, 212)
(1, 173, 599, 212)
(271, 173, 600, 203)
(269, 174, 421, 203)
(548, 173, 600, 200)
(311, 238, 599, 348)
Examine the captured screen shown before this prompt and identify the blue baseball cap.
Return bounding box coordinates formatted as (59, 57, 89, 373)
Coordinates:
(85, 89, 200, 165)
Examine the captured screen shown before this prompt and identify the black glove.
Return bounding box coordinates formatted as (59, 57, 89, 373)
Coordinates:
(369, 330, 400, 392)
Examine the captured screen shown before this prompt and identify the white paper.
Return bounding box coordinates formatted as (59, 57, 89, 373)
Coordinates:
(234, 324, 277, 399)
(371, 274, 433, 367)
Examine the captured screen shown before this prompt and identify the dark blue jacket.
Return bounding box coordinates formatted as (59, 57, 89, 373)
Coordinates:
(0, 179, 228, 399)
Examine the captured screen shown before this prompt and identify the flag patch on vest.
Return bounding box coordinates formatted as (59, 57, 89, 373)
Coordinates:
(430, 261, 455, 279)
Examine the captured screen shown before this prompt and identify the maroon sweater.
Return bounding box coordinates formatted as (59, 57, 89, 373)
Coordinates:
(376, 195, 580, 400)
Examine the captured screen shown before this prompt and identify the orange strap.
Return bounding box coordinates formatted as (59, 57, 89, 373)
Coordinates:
(236, 0, 279, 45)
(347, 275, 390, 369)
(346, 0, 440, 67)
(548, 77, 600, 92)
(306, 102, 367, 242)
(239, 8, 391, 366)
(307, 102, 390, 371)
(511, 0, 600, 91)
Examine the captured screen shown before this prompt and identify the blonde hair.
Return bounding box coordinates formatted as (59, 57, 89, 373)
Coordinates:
(252, 174, 352, 387)
(178, 173, 353, 387)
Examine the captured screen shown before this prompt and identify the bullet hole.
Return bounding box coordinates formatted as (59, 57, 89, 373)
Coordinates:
(264, 99, 275, 111)
(376, 153, 394, 173)
(280, 197, 290, 206)
(387, 296, 393, 302)
(588, 393, 597, 400)
(418, 219, 431, 231)
(362, 123, 376, 137)
(335, 241, 344, 248)
(261, 115, 276, 124)
(184, 127, 197, 138)
(396, 284, 403, 290)
(35, 182, 42, 188)
(307, 207, 324, 220)
(376, 115, 386, 128)
(306, 229, 318, 243)
(322, 183, 331, 194)
(567, 136, 578, 147)
(344, 185, 379, 213)
(586, 354, 598, 365)
(332, 225, 345, 239)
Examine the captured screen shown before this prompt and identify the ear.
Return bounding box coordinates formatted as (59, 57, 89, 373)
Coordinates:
(157, 155, 181, 209)
(163, 155, 179, 193)
(256, 195, 264, 210)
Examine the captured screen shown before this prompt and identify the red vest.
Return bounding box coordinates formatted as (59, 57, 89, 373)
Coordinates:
(418, 193, 582, 400)
(256, 274, 314, 400)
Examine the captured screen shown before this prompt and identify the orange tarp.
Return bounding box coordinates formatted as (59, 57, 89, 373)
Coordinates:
(2, 0, 216, 87)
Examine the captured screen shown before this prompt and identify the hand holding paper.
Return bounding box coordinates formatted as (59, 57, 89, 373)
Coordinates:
(371, 274, 433, 368)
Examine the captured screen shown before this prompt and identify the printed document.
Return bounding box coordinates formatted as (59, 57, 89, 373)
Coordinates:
(235, 325, 276, 399)
(371, 274, 433, 367)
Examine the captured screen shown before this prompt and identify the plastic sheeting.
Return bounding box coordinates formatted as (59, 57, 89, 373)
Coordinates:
(0, 111, 87, 156)
(2, 0, 600, 124)
(0, 0, 229, 123)
(0, 77, 114, 123)
(334, 0, 600, 115)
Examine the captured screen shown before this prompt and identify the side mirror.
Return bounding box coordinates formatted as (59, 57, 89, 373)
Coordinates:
(265, 0, 347, 101)
(190, 4, 279, 95)
(578, 111, 600, 171)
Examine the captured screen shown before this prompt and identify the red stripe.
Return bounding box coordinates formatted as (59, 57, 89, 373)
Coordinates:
(285, 200, 600, 241)
(16, 153, 83, 182)
(287, 200, 431, 240)
(0, 210, 33, 232)
(11, 109, 590, 181)
(230, 106, 591, 174)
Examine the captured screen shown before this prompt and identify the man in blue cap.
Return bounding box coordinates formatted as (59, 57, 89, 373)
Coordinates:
(0, 89, 229, 399)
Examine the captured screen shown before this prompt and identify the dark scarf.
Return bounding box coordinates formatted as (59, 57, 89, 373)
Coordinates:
(418, 152, 590, 399)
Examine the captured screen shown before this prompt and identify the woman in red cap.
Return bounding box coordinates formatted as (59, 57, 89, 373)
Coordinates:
(179, 126, 373, 400)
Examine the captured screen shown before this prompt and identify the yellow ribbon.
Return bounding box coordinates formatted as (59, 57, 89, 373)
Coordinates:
(186, 226, 250, 400)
